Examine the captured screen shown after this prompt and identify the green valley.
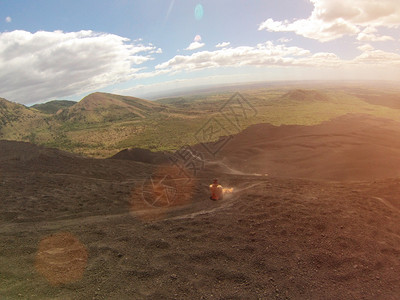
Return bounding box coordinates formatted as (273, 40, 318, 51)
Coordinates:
(1, 82, 400, 158)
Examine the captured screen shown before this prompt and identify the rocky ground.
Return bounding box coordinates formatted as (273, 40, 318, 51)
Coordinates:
(1, 140, 400, 299)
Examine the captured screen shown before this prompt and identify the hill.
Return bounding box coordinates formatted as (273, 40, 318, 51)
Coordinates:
(2, 83, 400, 157)
(32, 100, 76, 114)
(58, 92, 165, 123)
(0, 97, 36, 127)
(206, 113, 400, 181)
(109, 147, 169, 164)
(275, 89, 331, 103)
(111, 112, 400, 181)
(0, 97, 45, 141)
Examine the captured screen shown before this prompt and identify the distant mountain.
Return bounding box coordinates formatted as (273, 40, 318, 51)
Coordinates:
(58, 92, 165, 123)
(1, 92, 175, 156)
(32, 100, 76, 114)
(2, 84, 400, 159)
(276, 89, 331, 103)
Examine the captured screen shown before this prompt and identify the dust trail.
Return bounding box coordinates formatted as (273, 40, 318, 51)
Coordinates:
(205, 160, 256, 176)
(372, 196, 400, 214)
(231, 182, 265, 193)
(168, 181, 266, 220)
(370, 197, 400, 241)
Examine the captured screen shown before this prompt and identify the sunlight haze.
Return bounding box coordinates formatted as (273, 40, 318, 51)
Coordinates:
(1, 0, 399, 104)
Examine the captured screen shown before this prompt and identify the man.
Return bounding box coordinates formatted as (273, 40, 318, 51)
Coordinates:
(209, 178, 223, 200)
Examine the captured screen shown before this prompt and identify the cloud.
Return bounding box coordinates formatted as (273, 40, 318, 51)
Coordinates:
(150, 48, 163, 54)
(115, 39, 400, 98)
(5, 16, 12, 23)
(277, 37, 291, 43)
(357, 26, 394, 41)
(157, 41, 318, 73)
(353, 48, 400, 64)
(259, 0, 400, 42)
(185, 35, 205, 51)
(0, 30, 158, 104)
(154, 39, 400, 76)
(357, 44, 375, 52)
(185, 42, 205, 51)
(216, 42, 231, 48)
(259, 18, 359, 42)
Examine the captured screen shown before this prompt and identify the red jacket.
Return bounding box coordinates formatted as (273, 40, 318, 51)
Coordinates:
(209, 183, 223, 200)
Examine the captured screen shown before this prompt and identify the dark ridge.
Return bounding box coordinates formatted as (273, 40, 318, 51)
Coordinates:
(109, 147, 169, 164)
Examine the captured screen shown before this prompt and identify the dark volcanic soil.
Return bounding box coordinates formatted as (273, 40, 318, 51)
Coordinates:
(210, 114, 400, 181)
(1, 139, 400, 299)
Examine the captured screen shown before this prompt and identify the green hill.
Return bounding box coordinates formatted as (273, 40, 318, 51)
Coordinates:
(0, 98, 32, 127)
(0, 97, 46, 141)
(57, 92, 166, 123)
(32, 100, 76, 114)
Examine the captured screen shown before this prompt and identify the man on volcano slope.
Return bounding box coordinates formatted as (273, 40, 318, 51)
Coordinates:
(210, 178, 223, 201)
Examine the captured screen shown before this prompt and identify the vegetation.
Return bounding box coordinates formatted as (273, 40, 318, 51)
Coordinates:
(32, 100, 76, 114)
(1, 83, 400, 158)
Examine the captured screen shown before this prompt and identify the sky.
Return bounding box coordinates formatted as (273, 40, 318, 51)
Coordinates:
(1, 0, 400, 105)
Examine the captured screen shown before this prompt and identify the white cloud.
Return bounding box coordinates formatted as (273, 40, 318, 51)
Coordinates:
(185, 35, 205, 51)
(150, 47, 163, 54)
(353, 48, 400, 64)
(259, 0, 400, 42)
(357, 26, 394, 41)
(216, 42, 231, 48)
(154, 39, 400, 76)
(259, 17, 359, 42)
(299, 52, 342, 67)
(185, 41, 205, 51)
(5, 16, 12, 23)
(0, 30, 158, 104)
(115, 40, 400, 98)
(156, 41, 319, 73)
(277, 37, 291, 43)
(357, 44, 375, 51)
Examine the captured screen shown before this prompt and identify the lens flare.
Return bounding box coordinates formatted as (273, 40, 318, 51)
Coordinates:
(35, 232, 88, 285)
(130, 164, 196, 221)
(195, 4, 204, 21)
